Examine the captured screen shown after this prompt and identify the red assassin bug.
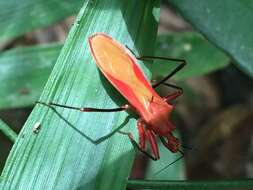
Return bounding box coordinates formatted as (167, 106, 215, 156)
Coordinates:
(37, 33, 186, 161)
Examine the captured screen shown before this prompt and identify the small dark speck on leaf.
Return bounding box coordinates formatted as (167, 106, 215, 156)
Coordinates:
(19, 88, 30, 95)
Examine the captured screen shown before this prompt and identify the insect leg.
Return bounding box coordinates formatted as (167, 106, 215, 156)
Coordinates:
(153, 145, 184, 175)
(146, 129, 160, 160)
(119, 120, 159, 161)
(154, 81, 183, 91)
(36, 101, 130, 112)
(124, 46, 186, 89)
(137, 56, 186, 89)
(163, 90, 183, 103)
(158, 82, 183, 103)
(137, 120, 146, 150)
(159, 135, 172, 150)
(125, 45, 186, 88)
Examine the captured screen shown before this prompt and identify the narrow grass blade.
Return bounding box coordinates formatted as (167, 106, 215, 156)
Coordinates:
(0, 43, 61, 109)
(127, 179, 253, 190)
(0, 119, 17, 142)
(0, 0, 84, 42)
(0, 1, 160, 190)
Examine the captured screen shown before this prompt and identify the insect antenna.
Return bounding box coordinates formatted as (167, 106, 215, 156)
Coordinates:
(152, 149, 185, 176)
(181, 144, 194, 150)
(181, 144, 199, 152)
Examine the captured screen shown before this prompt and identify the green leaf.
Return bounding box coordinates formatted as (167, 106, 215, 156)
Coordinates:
(0, 0, 84, 42)
(127, 179, 253, 190)
(0, 43, 61, 109)
(0, 1, 160, 189)
(168, 0, 253, 77)
(151, 32, 229, 80)
(0, 119, 17, 142)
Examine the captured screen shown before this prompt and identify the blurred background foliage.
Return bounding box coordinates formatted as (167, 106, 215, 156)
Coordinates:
(0, 0, 253, 189)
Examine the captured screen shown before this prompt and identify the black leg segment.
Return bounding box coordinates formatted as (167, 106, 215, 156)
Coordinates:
(36, 101, 129, 112)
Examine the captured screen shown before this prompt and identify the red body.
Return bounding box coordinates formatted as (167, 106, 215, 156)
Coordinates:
(88, 33, 180, 159)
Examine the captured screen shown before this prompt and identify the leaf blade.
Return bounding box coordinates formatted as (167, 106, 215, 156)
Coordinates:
(168, 0, 253, 77)
(0, 0, 84, 41)
(0, 43, 61, 109)
(1, 1, 160, 190)
(0, 119, 17, 142)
